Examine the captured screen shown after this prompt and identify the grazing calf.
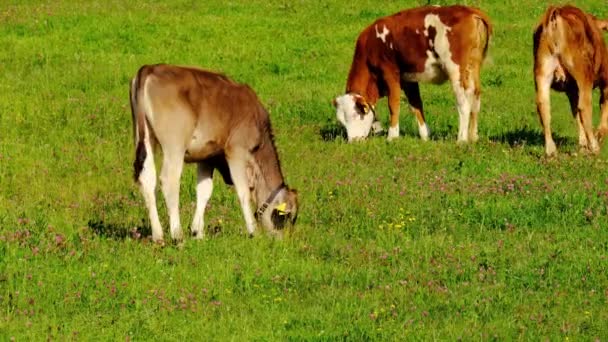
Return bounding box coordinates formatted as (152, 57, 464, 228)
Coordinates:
(534, 5, 608, 156)
(334, 5, 492, 142)
(130, 64, 298, 242)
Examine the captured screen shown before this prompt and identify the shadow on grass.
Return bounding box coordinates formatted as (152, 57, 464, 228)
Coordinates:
(320, 123, 347, 141)
(319, 124, 577, 149)
(87, 219, 151, 240)
(319, 122, 398, 141)
(87, 219, 225, 241)
(490, 127, 573, 148)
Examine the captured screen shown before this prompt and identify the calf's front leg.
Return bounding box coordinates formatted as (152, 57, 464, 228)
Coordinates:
(191, 163, 214, 239)
(226, 149, 257, 236)
(403, 82, 430, 141)
(385, 75, 402, 140)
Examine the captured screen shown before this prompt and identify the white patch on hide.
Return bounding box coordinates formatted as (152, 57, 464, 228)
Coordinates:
(424, 14, 459, 76)
(375, 24, 390, 43)
(402, 50, 448, 84)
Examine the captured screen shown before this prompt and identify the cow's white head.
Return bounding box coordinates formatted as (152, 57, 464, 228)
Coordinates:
(333, 93, 375, 142)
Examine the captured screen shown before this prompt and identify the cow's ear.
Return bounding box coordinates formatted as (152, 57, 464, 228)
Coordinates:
(332, 98, 338, 108)
(354, 96, 370, 115)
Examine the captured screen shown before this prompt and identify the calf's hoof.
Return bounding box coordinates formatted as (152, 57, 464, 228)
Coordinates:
(387, 126, 399, 141)
(191, 230, 204, 240)
(544, 141, 557, 157)
(596, 128, 608, 142)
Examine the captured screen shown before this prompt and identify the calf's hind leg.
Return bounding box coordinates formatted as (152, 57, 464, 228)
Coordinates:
(449, 71, 473, 143)
(534, 57, 557, 156)
(597, 84, 608, 142)
(469, 69, 482, 142)
(566, 88, 589, 150)
(159, 150, 186, 241)
(137, 139, 164, 242)
(572, 78, 599, 154)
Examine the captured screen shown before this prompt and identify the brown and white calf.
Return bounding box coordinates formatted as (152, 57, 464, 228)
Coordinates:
(533, 5, 608, 156)
(130, 64, 298, 242)
(334, 5, 492, 142)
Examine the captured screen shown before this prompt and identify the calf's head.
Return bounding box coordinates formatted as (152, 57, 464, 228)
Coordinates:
(333, 93, 374, 142)
(256, 187, 299, 231)
(246, 150, 299, 233)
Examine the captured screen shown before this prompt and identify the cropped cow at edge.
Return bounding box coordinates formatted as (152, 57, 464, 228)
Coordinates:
(130, 64, 298, 242)
(333, 5, 492, 143)
(533, 5, 608, 156)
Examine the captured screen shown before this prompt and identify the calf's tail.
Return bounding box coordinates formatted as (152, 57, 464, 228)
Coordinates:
(473, 10, 492, 60)
(130, 66, 148, 181)
(544, 7, 563, 53)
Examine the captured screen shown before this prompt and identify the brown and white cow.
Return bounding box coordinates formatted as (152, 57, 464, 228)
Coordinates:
(333, 5, 492, 142)
(533, 5, 608, 156)
(130, 64, 298, 242)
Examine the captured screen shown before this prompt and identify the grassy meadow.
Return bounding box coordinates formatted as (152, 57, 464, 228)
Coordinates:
(2, 0, 608, 340)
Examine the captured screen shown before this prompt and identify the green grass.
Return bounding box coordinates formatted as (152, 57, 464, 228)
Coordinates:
(2, 0, 608, 340)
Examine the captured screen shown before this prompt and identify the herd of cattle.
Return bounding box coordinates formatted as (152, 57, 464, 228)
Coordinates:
(129, 5, 608, 242)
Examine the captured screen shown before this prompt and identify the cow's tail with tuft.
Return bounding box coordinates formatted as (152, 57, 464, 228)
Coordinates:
(130, 66, 148, 182)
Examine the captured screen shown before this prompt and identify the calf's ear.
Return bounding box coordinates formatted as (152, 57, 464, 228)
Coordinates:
(332, 98, 338, 108)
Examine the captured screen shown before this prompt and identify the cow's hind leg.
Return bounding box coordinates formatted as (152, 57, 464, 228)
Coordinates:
(159, 150, 185, 242)
(403, 82, 430, 140)
(226, 149, 257, 236)
(137, 138, 164, 242)
(191, 162, 214, 239)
